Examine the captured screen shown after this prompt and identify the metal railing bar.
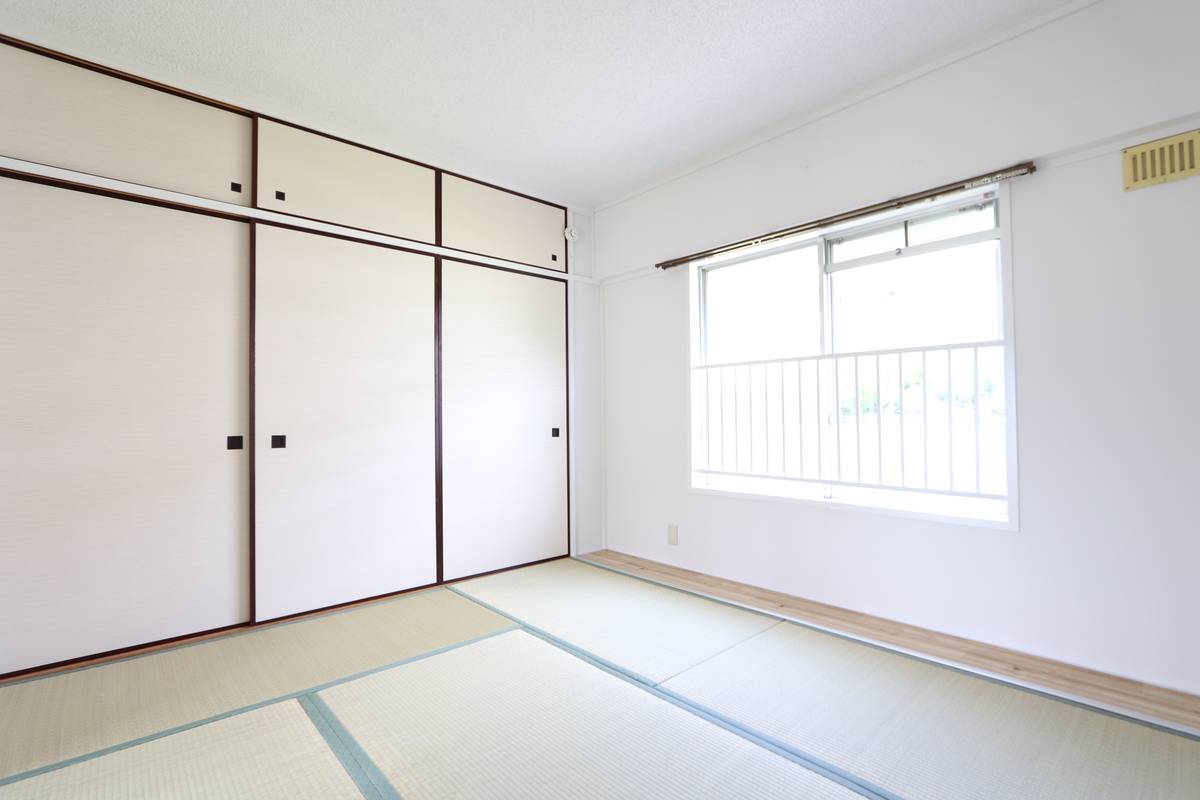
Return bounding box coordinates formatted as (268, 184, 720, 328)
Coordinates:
(973, 347, 981, 494)
(875, 356, 883, 485)
(898, 354, 906, 488)
(797, 363, 805, 480)
(764, 365, 771, 475)
(854, 357, 862, 484)
(733, 366, 740, 472)
(718, 367, 726, 471)
(777, 362, 787, 474)
(748, 365, 755, 473)
(704, 367, 711, 471)
(815, 361, 823, 482)
(947, 349, 954, 493)
(834, 358, 843, 483)
(697, 345, 1008, 503)
(922, 350, 929, 490)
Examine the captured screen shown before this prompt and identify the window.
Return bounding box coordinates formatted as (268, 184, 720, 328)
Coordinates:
(689, 187, 1016, 524)
(703, 246, 821, 364)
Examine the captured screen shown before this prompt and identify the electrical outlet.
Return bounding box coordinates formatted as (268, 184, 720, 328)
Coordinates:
(667, 524, 679, 546)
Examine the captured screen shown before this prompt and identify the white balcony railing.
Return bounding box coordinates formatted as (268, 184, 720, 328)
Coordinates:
(691, 341, 1009, 500)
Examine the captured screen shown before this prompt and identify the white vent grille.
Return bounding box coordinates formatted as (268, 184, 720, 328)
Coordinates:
(1123, 130, 1199, 191)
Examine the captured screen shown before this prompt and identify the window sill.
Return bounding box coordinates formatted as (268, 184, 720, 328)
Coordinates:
(690, 471, 1018, 530)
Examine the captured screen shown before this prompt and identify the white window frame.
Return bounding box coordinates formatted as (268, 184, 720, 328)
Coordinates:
(687, 184, 1020, 529)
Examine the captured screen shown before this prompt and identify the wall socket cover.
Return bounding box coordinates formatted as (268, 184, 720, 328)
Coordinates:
(667, 524, 679, 545)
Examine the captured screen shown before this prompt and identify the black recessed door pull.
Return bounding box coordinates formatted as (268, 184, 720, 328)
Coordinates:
(551, 428, 560, 438)
(226, 435, 244, 450)
(275, 190, 286, 201)
(271, 435, 287, 449)
(230, 182, 242, 193)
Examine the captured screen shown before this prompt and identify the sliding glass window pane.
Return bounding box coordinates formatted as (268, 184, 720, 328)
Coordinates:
(831, 239, 1002, 353)
(703, 245, 820, 364)
(828, 223, 905, 264)
(907, 200, 997, 246)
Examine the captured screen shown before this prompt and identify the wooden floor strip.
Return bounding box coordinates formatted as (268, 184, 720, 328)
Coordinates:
(580, 549, 1200, 733)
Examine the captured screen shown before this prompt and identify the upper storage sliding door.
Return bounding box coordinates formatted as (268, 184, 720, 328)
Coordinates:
(441, 175, 567, 271)
(256, 120, 436, 243)
(0, 43, 251, 204)
(0, 178, 249, 675)
(254, 225, 435, 621)
(442, 260, 568, 580)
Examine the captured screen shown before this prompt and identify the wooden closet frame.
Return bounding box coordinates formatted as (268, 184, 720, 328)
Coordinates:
(0, 32, 573, 679)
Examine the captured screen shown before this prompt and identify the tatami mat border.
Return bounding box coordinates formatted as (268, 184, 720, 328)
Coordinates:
(299, 694, 401, 800)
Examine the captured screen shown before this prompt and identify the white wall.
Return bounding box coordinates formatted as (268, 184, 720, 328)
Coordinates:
(594, 0, 1200, 694)
(569, 210, 606, 555)
(571, 280, 605, 555)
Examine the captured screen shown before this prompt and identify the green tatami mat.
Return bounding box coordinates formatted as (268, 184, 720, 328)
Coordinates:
(662, 621, 1200, 800)
(453, 558, 779, 683)
(318, 629, 863, 799)
(0, 588, 512, 779)
(0, 700, 361, 799)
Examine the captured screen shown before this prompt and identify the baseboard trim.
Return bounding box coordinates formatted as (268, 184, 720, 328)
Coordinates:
(579, 549, 1200, 735)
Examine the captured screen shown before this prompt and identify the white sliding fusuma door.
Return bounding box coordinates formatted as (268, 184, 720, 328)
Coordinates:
(441, 260, 568, 580)
(256, 120, 436, 242)
(440, 175, 567, 271)
(0, 43, 252, 205)
(0, 178, 249, 674)
(254, 225, 435, 621)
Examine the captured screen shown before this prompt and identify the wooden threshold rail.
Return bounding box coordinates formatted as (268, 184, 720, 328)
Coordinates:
(581, 549, 1200, 733)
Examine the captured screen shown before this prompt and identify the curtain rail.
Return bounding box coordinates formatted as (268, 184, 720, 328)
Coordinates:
(655, 162, 1034, 270)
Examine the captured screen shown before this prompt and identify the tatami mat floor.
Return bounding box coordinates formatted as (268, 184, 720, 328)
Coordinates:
(455, 559, 1200, 800)
(320, 630, 860, 799)
(2, 558, 1197, 799)
(0, 588, 511, 780)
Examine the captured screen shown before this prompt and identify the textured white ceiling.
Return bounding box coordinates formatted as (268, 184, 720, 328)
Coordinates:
(1, 0, 1070, 209)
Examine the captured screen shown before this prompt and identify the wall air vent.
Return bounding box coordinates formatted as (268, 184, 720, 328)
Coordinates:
(1123, 130, 1198, 191)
